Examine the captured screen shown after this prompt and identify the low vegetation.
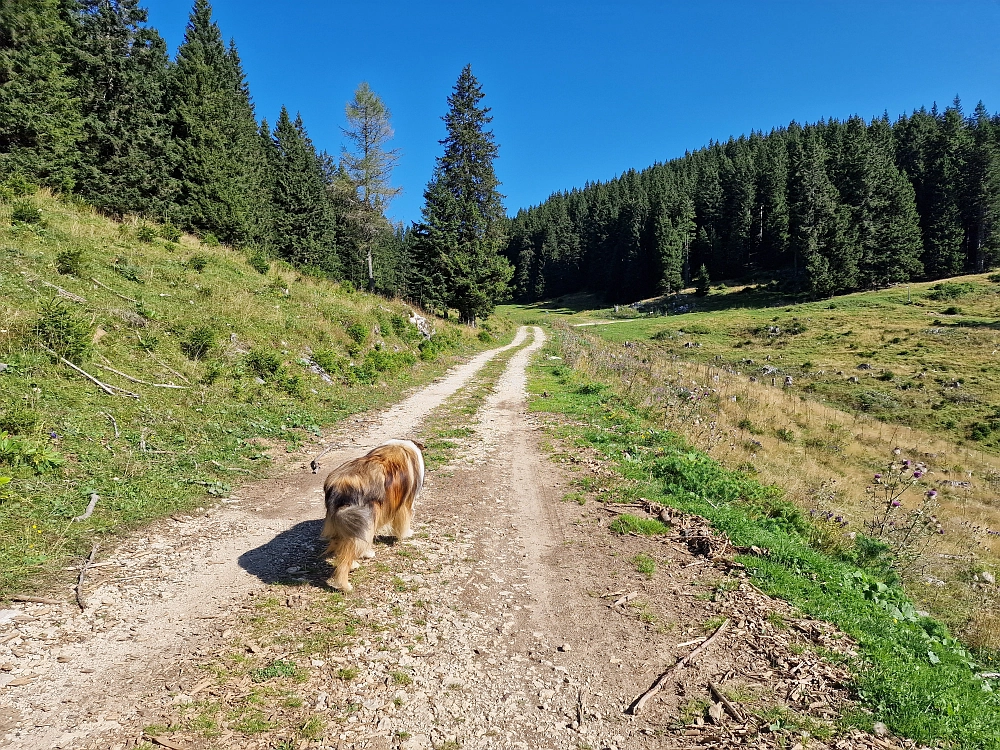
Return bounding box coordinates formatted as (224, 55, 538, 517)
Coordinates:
(0, 190, 510, 597)
(527, 326, 1000, 749)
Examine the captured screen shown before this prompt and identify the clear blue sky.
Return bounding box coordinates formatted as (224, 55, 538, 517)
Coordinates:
(145, 0, 1000, 226)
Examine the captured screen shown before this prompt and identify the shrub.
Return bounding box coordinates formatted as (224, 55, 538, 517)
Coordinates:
(181, 326, 215, 360)
(345, 322, 368, 345)
(135, 224, 156, 242)
(246, 348, 282, 379)
(158, 222, 181, 242)
(0, 432, 64, 474)
(247, 248, 270, 275)
(34, 299, 92, 362)
(56, 247, 85, 276)
(1, 174, 34, 199)
(201, 232, 220, 247)
(113, 256, 143, 284)
(11, 200, 42, 225)
(942, 306, 962, 315)
(187, 253, 209, 273)
(311, 348, 344, 377)
(927, 282, 977, 301)
(477, 329, 493, 343)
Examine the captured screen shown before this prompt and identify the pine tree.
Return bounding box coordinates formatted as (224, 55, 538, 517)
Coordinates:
(921, 102, 967, 277)
(414, 65, 512, 323)
(165, 0, 269, 245)
(964, 102, 1000, 272)
(694, 263, 711, 296)
(68, 0, 172, 216)
(339, 82, 401, 291)
(0, 0, 82, 188)
(269, 107, 337, 271)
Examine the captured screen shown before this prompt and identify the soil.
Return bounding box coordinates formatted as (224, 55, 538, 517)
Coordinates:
(0, 327, 915, 750)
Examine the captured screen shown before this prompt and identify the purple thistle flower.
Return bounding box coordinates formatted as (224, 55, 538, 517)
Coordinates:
(903, 460, 912, 468)
(913, 471, 923, 479)
(891, 499, 901, 507)
(874, 473, 882, 480)
(927, 490, 938, 498)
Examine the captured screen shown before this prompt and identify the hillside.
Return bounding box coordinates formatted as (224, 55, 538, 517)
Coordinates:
(0, 190, 507, 597)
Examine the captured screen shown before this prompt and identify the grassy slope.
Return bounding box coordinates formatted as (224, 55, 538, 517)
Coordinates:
(0, 191, 510, 597)
(501, 276, 1000, 452)
(527, 330, 1000, 750)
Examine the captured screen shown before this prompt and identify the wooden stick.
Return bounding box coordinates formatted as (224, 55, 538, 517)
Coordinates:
(75, 543, 99, 611)
(90, 276, 137, 304)
(146, 352, 191, 384)
(10, 595, 62, 605)
(709, 680, 746, 723)
(94, 363, 188, 389)
(35, 279, 87, 304)
(73, 493, 100, 522)
(102, 412, 119, 438)
(627, 618, 730, 715)
(40, 345, 139, 398)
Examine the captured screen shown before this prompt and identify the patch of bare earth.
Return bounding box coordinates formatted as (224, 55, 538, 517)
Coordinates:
(1, 326, 924, 750)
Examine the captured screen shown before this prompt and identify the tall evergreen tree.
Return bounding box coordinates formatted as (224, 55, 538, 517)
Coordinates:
(68, 0, 172, 216)
(921, 102, 967, 277)
(165, 0, 268, 245)
(413, 65, 512, 323)
(0, 0, 82, 187)
(963, 102, 1000, 272)
(269, 107, 338, 271)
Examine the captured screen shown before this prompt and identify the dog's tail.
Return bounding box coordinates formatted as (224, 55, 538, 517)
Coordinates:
(322, 504, 374, 592)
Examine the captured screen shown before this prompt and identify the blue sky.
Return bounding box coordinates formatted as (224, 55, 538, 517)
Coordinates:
(145, 0, 1000, 226)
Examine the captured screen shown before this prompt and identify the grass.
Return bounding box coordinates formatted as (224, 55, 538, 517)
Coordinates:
(0, 189, 513, 598)
(632, 553, 656, 578)
(527, 329, 1000, 750)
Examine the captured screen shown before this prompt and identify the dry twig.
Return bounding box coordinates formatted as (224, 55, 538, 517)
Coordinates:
(75, 543, 99, 611)
(11, 595, 62, 605)
(102, 411, 119, 438)
(34, 278, 87, 304)
(709, 680, 747, 723)
(627, 618, 731, 715)
(40, 345, 139, 398)
(90, 276, 138, 304)
(72, 493, 100, 522)
(95, 362, 188, 389)
(146, 352, 191, 384)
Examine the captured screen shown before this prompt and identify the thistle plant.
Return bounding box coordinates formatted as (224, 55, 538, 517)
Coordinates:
(865, 448, 942, 569)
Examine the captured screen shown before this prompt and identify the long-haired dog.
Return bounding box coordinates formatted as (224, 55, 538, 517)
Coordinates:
(320, 439, 425, 592)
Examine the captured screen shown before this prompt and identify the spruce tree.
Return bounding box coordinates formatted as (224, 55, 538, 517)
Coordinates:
(269, 107, 337, 271)
(414, 65, 512, 323)
(0, 0, 82, 187)
(166, 0, 268, 245)
(694, 263, 711, 296)
(964, 102, 1000, 272)
(68, 0, 172, 216)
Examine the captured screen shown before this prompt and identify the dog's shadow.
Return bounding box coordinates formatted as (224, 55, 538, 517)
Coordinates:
(238, 520, 401, 590)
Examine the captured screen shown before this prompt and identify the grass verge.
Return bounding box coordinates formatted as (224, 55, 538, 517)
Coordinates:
(528, 327, 1000, 750)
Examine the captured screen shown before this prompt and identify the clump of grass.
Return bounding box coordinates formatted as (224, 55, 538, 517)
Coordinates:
(187, 253, 209, 273)
(247, 247, 269, 274)
(251, 659, 297, 682)
(11, 200, 42, 225)
(632, 553, 656, 578)
(113, 255, 144, 283)
(609, 513, 670, 536)
(245, 348, 282, 379)
(345, 321, 368, 346)
(135, 224, 157, 242)
(336, 667, 358, 681)
(181, 326, 215, 360)
(391, 671, 412, 686)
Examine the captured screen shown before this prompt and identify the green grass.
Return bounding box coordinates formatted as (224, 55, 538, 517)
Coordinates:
(0, 190, 513, 598)
(528, 331, 1000, 750)
(502, 273, 1000, 452)
(632, 553, 656, 578)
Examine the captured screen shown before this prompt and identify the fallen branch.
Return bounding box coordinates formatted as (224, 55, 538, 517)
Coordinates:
(102, 412, 119, 438)
(11, 595, 62, 605)
(35, 278, 87, 304)
(91, 276, 138, 304)
(73, 493, 100, 522)
(709, 680, 747, 723)
(627, 618, 731, 715)
(40, 345, 139, 398)
(75, 543, 99, 611)
(95, 362, 188, 389)
(210, 459, 250, 473)
(146, 352, 191, 384)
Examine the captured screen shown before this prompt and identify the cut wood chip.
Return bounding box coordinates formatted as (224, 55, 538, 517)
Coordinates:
(188, 677, 213, 696)
(611, 592, 639, 607)
(5, 677, 33, 687)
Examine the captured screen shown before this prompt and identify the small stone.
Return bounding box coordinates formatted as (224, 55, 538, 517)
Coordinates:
(873, 722, 888, 737)
(56, 656, 71, 663)
(982, 571, 996, 585)
(558, 643, 571, 652)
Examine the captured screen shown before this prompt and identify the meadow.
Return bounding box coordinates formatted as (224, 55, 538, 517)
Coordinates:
(0, 190, 509, 597)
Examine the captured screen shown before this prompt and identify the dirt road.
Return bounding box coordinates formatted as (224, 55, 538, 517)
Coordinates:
(0, 326, 883, 750)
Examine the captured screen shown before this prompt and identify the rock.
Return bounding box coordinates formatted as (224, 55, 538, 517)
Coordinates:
(873, 721, 888, 736)
(401, 733, 431, 750)
(558, 643, 571, 652)
(0, 363, 7, 373)
(983, 571, 996, 585)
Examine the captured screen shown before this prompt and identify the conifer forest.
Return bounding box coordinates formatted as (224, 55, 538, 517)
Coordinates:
(4, 0, 1000, 314)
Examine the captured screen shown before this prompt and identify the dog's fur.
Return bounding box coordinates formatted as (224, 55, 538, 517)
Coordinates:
(320, 439, 425, 592)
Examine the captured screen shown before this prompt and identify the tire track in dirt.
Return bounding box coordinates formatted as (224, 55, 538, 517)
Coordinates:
(0, 329, 532, 750)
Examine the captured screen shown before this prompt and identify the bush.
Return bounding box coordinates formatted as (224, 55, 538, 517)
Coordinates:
(11, 200, 42, 225)
(201, 232, 220, 247)
(159, 222, 181, 242)
(0, 174, 35, 200)
(245, 348, 282, 379)
(187, 253, 209, 273)
(34, 299, 92, 363)
(113, 256, 143, 284)
(345, 322, 368, 345)
(181, 326, 215, 360)
(56, 247, 85, 276)
(927, 282, 977, 301)
(247, 248, 270, 275)
(477, 329, 493, 343)
(942, 306, 962, 315)
(135, 224, 156, 242)
(311, 348, 344, 376)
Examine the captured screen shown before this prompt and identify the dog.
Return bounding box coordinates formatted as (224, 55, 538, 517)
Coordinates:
(320, 439, 425, 592)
